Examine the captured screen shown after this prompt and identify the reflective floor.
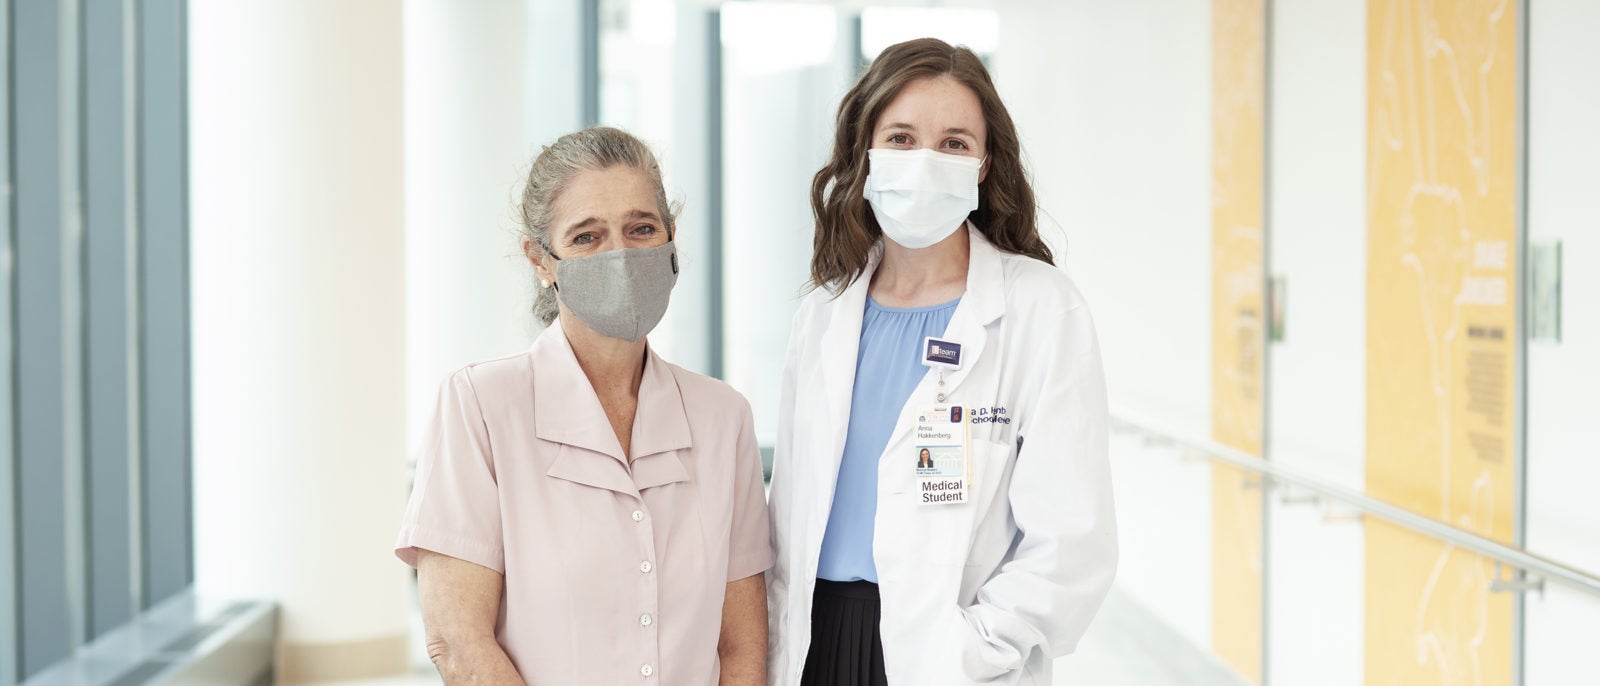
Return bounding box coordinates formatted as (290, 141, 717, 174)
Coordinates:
(323, 586, 1249, 686)
(1058, 588, 1250, 686)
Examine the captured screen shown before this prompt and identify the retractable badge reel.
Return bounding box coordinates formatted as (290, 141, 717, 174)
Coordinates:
(914, 338, 970, 505)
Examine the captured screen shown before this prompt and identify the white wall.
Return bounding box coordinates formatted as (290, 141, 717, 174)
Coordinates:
(1264, 0, 1367, 493)
(1525, 1, 1600, 683)
(993, 0, 1215, 649)
(1263, 1, 1367, 684)
(994, 0, 1213, 435)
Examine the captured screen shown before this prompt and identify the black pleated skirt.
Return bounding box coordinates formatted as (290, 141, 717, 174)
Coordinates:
(800, 579, 890, 686)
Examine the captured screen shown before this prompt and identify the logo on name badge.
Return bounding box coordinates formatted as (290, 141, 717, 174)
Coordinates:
(950, 406, 963, 423)
(922, 337, 961, 369)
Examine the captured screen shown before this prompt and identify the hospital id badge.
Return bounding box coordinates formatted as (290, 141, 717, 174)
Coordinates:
(913, 405, 970, 506)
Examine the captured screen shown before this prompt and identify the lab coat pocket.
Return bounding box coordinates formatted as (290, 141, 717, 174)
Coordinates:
(889, 438, 1013, 567)
(931, 605, 1026, 684)
(967, 438, 1014, 519)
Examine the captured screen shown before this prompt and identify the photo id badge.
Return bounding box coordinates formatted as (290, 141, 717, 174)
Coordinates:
(913, 404, 970, 506)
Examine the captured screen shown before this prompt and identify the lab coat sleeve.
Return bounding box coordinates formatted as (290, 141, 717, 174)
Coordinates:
(960, 302, 1117, 678)
(393, 367, 505, 575)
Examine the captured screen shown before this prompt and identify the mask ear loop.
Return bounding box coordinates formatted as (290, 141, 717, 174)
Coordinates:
(540, 241, 561, 291)
(667, 225, 678, 275)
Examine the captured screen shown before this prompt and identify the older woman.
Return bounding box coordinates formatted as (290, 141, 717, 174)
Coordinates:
(395, 127, 770, 685)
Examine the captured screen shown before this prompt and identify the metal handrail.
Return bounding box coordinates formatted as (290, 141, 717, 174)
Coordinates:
(1110, 407, 1600, 601)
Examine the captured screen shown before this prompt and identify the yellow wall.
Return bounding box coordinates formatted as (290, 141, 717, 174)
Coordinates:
(1211, 0, 1265, 681)
(1365, 0, 1518, 684)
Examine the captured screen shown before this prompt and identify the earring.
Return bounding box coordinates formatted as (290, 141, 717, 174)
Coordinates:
(540, 279, 551, 289)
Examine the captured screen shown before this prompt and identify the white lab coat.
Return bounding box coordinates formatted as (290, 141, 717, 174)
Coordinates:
(767, 224, 1117, 685)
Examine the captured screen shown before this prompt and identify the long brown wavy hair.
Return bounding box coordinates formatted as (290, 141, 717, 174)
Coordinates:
(809, 38, 1051, 293)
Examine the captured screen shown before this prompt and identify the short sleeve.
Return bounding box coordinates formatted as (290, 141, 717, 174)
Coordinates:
(726, 399, 774, 582)
(394, 367, 505, 574)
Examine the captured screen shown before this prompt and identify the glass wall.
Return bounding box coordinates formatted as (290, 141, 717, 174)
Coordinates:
(720, 1, 855, 447)
(0, 1, 193, 682)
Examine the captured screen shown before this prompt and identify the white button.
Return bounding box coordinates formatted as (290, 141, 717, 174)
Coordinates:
(640, 560, 653, 573)
(641, 664, 654, 677)
(632, 510, 644, 522)
(640, 612, 653, 627)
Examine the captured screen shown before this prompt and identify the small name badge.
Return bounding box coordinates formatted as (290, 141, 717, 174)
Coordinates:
(921, 337, 962, 370)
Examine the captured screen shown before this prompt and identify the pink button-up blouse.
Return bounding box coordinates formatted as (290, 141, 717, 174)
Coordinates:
(395, 321, 773, 684)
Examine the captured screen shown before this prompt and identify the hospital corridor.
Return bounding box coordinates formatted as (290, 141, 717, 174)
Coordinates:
(1, 1, 1596, 685)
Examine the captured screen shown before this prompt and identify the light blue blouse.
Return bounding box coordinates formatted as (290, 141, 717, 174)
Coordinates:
(815, 295, 961, 583)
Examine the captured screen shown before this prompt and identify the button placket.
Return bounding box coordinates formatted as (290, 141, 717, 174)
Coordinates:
(631, 497, 661, 681)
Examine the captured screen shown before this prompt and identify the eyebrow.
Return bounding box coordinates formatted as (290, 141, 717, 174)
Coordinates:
(880, 122, 979, 139)
(562, 209, 663, 235)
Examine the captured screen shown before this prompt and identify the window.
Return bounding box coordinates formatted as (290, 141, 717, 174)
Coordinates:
(719, 2, 855, 448)
(1, 0, 193, 681)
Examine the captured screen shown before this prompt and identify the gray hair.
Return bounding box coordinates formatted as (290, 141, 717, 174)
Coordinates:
(519, 126, 676, 325)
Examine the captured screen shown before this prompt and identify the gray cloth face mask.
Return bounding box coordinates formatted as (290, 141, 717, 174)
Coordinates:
(550, 235, 679, 342)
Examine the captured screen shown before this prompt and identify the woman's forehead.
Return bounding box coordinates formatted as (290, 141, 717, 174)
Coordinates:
(553, 167, 659, 225)
(875, 76, 985, 134)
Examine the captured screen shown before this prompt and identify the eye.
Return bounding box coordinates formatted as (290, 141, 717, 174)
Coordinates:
(944, 139, 969, 151)
(630, 224, 658, 237)
(572, 232, 597, 245)
(888, 133, 911, 146)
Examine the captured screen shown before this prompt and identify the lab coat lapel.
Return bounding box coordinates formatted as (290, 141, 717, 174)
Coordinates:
(817, 245, 879, 487)
(936, 224, 1005, 399)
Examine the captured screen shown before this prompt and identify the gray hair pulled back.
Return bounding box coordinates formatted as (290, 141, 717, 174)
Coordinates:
(519, 126, 676, 326)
